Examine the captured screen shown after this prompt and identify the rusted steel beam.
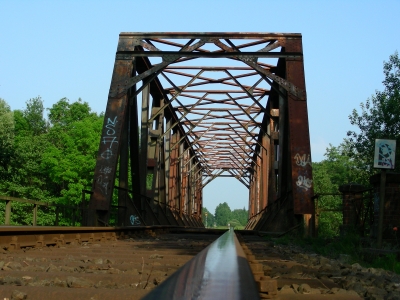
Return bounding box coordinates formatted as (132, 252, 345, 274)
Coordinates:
(119, 31, 301, 39)
(88, 57, 134, 226)
(117, 50, 302, 58)
(284, 38, 313, 214)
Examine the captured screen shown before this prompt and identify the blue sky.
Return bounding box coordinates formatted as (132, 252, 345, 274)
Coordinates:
(1, 0, 399, 215)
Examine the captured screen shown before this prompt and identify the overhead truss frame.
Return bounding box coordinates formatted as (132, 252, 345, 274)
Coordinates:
(87, 32, 314, 229)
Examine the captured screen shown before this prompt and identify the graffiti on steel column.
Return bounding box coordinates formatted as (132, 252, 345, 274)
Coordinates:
(296, 175, 312, 191)
(96, 165, 113, 195)
(294, 153, 313, 191)
(294, 153, 312, 167)
(100, 165, 112, 175)
(96, 175, 109, 195)
(100, 116, 119, 160)
(130, 215, 141, 226)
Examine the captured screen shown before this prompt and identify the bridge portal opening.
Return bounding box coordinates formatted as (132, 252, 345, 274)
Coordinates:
(87, 33, 314, 232)
(203, 177, 248, 227)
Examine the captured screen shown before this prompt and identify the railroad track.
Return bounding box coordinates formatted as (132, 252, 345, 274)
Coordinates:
(0, 226, 377, 299)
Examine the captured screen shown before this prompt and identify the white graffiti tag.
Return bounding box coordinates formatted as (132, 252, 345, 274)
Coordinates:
(102, 136, 118, 148)
(105, 116, 118, 135)
(101, 149, 113, 160)
(99, 116, 119, 160)
(100, 165, 112, 174)
(296, 175, 313, 191)
(294, 153, 312, 167)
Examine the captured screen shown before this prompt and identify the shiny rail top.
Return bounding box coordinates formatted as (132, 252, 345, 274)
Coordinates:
(142, 228, 260, 300)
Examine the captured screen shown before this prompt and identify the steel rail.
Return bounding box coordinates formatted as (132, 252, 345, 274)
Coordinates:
(142, 228, 260, 300)
(0, 225, 182, 250)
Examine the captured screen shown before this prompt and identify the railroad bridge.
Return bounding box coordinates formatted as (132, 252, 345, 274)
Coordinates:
(87, 32, 314, 233)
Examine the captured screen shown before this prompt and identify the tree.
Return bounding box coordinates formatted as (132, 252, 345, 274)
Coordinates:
(0, 98, 14, 175)
(42, 98, 103, 204)
(23, 96, 48, 135)
(214, 202, 232, 226)
(312, 143, 371, 237)
(13, 110, 30, 135)
(0, 97, 103, 225)
(347, 51, 400, 173)
(48, 97, 95, 128)
(201, 207, 215, 228)
(231, 208, 248, 226)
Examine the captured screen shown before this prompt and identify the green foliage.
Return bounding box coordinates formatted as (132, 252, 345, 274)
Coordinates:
(201, 207, 215, 227)
(274, 232, 362, 260)
(347, 51, 400, 173)
(146, 174, 153, 190)
(312, 143, 371, 237)
(370, 254, 400, 274)
(42, 110, 103, 205)
(13, 110, 30, 134)
(0, 98, 14, 177)
(6, 134, 51, 199)
(204, 204, 248, 227)
(48, 97, 96, 128)
(215, 202, 232, 226)
(272, 233, 400, 274)
(23, 96, 48, 135)
(228, 219, 241, 228)
(231, 207, 248, 226)
(0, 96, 102, 225)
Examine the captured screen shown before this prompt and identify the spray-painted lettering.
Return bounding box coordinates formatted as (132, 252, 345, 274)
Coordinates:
(294, 153, 312, 167)
(100, 116, 119, 160)
(296, 175, 312, 191)
(106, 116, 118, 135)
(130, 215, 141, 226)
(102, 136, 118, 148)
(101, 149, 113, 160)
(100, 165, 112, 174)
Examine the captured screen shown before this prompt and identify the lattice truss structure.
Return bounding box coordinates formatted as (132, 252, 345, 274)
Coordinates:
(88, 33, 314, 228)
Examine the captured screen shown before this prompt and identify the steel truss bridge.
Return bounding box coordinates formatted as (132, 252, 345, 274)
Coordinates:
(87, 32, 314, 232)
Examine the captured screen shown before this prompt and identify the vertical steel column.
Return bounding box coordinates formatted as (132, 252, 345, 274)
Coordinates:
(139, 84, 151, 224)
(278, 88, 286, 198)
(268, 117, 277, 202)
(285, 38, 313, 214)
(177, 134, 183, 217)
(147, 99, 164, 207)
(118, 103, 129, 225)
(158, 120, 166, 212)
(165, 119, 172, 207)
(256, 154, 261, 214)
(169, 132, 177, 209)
(129, 71, 142, 212)
(249, 175, 255, 217)
(180, 143, 185, 217)
(88, 56, 133, 226)
(261, 133, 269, 210)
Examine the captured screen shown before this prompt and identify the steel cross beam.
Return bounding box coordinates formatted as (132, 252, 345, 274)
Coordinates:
(88, 32, 314, 233)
